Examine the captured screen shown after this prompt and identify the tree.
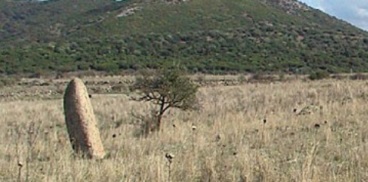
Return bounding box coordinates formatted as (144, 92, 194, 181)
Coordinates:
(130, 66, 199, 135)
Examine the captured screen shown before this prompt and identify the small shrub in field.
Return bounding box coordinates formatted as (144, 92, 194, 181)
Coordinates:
(330, 74, 349, 80)
(196, 74, 206, 85)
(248, 73, 276, 83)
(308, 70, 330, 80)
(0, 77, 19, 87)
(237, 74, 247, 84)
(278, 73, 286, 81)
(131, 109, 161, 137)
(130, 66, 199, 136)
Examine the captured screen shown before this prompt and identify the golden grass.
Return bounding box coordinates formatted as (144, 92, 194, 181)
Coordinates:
(1, 78, 368, 181)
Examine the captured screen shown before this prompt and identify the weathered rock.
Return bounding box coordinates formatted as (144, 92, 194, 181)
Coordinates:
(63, 78, 105, 159)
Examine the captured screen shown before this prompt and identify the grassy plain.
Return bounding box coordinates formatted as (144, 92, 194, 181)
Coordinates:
(1, 76, 368, 181)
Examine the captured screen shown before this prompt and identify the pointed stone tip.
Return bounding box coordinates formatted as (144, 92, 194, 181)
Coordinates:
(69, 77, 83, 85)
(65, 78, 86, 92)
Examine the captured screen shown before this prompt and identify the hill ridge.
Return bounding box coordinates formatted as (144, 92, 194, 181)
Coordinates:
(0, 0, 367, 75)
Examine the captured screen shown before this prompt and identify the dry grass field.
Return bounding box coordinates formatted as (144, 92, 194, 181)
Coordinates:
(1, 76, 368, 182)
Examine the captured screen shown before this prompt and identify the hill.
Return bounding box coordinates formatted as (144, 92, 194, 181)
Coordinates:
(0, 0, 368, 75)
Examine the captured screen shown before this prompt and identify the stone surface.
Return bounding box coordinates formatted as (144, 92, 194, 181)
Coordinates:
(63, 78, 105, 159)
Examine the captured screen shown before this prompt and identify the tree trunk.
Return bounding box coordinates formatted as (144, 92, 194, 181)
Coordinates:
(156, 113, 163, 131)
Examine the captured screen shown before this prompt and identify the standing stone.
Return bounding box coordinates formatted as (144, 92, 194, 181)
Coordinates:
(63, 78, 105, 159)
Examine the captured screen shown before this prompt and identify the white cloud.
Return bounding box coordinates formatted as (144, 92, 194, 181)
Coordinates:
(298, 0, 368, 31)
(357, 8, 368, 17)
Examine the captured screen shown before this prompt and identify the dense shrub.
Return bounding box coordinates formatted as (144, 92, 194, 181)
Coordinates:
(308, 70, 330, 80)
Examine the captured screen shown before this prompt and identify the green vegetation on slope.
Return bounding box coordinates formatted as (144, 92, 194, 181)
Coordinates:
(0, 0, 367, 75)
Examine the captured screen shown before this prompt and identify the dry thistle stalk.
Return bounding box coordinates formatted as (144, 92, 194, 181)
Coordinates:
(165, 153, 174, 163)
(165, 153, 175, 182)
(63, 78, 105, 159)
(17, 161, 23, 182)
(191, 125, 197, 131)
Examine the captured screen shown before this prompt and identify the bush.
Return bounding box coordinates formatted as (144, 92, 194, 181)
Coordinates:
(308, 70, 330, 80)
(0, 77, 19, 87)
(237, 74, 247, 84)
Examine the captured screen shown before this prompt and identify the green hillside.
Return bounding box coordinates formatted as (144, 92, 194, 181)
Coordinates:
(1, 0, 368, 75)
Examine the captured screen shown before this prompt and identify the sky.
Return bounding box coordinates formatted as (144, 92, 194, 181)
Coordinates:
(298, 0, 368, 31)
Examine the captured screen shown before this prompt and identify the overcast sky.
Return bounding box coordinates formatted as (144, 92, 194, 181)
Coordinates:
(298, 0, 368, 31)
